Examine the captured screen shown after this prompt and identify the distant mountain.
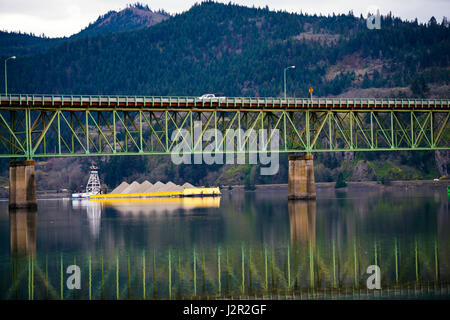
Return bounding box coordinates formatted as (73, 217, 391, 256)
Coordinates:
(72, 4, 170, 38)
(0, 4, 170, 58)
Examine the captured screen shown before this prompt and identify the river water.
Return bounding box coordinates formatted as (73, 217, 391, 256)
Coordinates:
(0, 186, 449, 300)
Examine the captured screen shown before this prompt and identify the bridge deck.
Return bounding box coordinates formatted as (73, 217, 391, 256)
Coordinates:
(1, 94, 449, 110)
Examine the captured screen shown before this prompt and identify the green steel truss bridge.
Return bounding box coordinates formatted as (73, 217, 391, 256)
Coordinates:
(0, 94, 449, 159)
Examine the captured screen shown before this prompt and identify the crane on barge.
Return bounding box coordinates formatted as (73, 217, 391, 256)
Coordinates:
(72, 165, 102, 199)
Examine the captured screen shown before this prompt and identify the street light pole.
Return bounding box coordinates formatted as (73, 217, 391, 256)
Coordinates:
(283, 65, 295, 99)
(4, 56, 16, 96)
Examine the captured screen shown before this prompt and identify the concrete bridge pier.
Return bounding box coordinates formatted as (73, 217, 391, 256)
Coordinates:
(9, 160, 37, 210)
(288, 154, 316, 200)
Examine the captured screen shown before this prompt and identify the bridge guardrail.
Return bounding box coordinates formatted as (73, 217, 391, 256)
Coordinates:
(1, 94, 449, 110)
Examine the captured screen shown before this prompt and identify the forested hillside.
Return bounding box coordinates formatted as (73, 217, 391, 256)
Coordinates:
(0, 1, 449, 193)
(3, 2, 449, 97)
(0, 31, 63, 57)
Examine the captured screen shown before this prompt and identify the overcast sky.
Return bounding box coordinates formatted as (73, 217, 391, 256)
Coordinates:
(0, 0, 448, 38)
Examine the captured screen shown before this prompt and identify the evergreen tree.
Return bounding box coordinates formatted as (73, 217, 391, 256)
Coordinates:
(335, 172, 347, 188)
(410, 75, 429, 97)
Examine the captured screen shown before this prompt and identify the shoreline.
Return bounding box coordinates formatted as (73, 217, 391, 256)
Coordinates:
(0, 179, 447, 201)
(224, 179, 450, 191)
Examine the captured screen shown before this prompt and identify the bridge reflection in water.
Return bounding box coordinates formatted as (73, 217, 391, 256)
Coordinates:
(3, 197, 449, 300)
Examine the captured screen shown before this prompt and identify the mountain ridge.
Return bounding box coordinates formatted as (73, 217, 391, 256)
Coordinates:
(72, 4, 170, 38)
(0, 3, 170, 57)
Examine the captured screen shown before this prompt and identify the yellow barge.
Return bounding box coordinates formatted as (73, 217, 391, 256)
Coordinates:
(89, 187, 221, 199)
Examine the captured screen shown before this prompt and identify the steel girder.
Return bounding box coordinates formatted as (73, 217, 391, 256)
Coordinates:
(0, 106, 448, 159)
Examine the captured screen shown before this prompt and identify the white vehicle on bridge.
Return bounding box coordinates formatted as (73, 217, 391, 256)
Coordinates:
(197, 93, 226, 102)
(198, 93, 216, 99)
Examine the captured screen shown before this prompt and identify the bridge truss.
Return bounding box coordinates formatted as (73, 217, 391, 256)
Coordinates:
(0, 95, 449, 159)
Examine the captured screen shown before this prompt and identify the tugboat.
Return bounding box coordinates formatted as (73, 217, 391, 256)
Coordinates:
(72, 165, 102, 199)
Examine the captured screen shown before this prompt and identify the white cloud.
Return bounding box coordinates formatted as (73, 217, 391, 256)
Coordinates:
(0, 0, 130, 37)
(0, 0, 448, 37)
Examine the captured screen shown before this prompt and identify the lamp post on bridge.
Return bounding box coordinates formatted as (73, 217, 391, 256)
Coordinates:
(4, 56, 16, 96)
(284, 65, 295, 99)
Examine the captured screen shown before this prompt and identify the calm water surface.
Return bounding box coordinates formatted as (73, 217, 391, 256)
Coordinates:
(0, 187, 449, 300)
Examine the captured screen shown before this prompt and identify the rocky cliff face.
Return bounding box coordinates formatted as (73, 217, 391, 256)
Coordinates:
(351, 160, 376, 181)
(435, 150, 449, 176)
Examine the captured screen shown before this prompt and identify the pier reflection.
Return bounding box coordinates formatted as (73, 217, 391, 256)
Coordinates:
(288, 200, 316, 245)
(9, 208, 37, 300)
(9, 208, 37, 257)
